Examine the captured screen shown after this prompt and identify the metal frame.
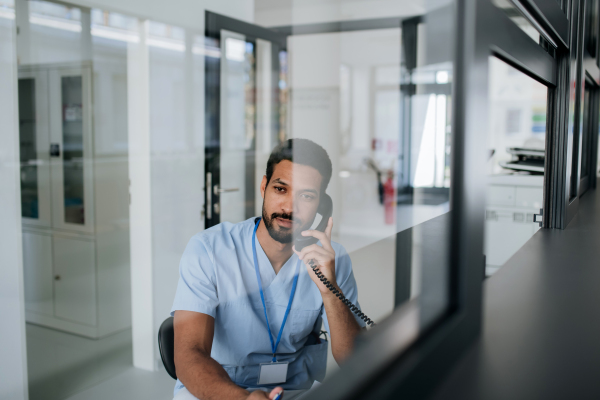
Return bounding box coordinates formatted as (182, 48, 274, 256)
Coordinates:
(578, 0, 600, 196)
(270, 17, 404, 36)
(546, 0, 600, 228)
(520, 0, 570, 48)
(578, 77, 597, 195)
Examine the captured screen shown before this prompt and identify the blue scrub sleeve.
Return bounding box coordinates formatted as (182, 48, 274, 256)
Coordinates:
(170, 234, 219, 318)
(321, 245, 367, 331)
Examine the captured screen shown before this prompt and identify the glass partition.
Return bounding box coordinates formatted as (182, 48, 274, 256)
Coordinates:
(281, 3, 456, 380)
(485, 56, 548, 276)
(201, 2, 456, 389)
(11, 0, 458, 398)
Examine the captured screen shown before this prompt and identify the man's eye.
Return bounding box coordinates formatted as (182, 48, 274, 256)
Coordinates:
(301, 194, 315, 200)
(275, 186, 286, 192)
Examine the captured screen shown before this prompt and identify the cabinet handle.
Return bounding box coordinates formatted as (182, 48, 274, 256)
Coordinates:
(55, 275, 61, 281)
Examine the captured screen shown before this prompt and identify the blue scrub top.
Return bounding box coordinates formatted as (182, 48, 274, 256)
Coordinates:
(170, 217, 365, 396)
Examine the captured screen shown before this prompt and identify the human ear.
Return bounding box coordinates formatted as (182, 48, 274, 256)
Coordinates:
(260, 175, 267, 199)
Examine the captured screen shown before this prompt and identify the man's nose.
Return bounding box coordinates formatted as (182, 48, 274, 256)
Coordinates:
(281, 193, 293, 214)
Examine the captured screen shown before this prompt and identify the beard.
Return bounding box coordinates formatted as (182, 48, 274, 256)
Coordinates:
(262, 202, 295, 244)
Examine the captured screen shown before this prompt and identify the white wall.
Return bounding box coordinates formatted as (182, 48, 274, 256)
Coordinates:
(148, 33, 207, 370)
(288, 29, 402, 248)
(0, 8, 29, 400)
(255, 0, 424, 27)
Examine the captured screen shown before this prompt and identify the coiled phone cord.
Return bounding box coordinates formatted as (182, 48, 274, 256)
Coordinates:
(308, 260, 375, 327)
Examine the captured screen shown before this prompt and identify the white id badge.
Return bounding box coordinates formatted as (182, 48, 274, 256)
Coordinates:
(257, 362, 288, 385)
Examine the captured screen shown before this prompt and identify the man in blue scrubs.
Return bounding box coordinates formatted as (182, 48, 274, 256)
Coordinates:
(171, 139, 365, 400)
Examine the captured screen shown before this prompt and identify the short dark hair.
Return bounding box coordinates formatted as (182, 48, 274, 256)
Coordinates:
(265, 138, 332, 193)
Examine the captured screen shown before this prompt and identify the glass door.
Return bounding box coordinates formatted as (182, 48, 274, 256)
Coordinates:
(217, 30, 255, 224)
(205, 13, 287, 228)
(49, 65, 95, 233)
(18, 68, 52, 228)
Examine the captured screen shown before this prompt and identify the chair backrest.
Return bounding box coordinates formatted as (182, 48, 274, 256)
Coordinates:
(158, 316, 177, 379)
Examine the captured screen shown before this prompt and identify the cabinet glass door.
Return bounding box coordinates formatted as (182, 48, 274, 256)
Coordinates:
(19, 79, 39, 218)
(18, 69, 52, 227)
(61, 76, 85, 225)
(50, 66, 94, 232)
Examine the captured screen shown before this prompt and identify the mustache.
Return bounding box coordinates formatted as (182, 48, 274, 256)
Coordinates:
(271, 212, 293, 221)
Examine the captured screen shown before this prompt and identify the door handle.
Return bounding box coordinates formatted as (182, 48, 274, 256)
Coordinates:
(50, 143, 60, 157)
(206, 172, 212, 219)
(214, 185, 239, 195)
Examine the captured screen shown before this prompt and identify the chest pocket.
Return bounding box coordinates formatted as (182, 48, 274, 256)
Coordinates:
(289, 308, 321, 343)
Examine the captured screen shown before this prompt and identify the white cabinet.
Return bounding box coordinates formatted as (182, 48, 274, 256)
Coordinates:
(53, 235, 97, 326)
(22, 230, 53, 316)
(19, 62, 130, 338)
(485, 174, 543, 273)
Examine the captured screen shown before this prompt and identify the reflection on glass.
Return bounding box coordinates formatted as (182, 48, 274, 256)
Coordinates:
(485, 56, 547, 276)
(61, 76, 84, 225)
(19, 78, 39, 219)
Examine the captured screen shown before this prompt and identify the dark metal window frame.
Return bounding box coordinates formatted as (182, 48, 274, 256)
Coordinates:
(544, 0, 600, 228)
(578, 0, 600, 196)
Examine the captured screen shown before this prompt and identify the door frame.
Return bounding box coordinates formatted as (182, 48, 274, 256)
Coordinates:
(204, 11, 287, 228)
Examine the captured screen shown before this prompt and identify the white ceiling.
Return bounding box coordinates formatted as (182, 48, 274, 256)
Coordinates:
(254, 0, 452, 27)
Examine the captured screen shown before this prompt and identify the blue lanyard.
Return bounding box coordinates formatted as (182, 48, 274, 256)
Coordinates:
(252, 218, 301, 362)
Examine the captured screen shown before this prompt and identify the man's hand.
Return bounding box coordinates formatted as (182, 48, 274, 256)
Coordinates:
(175, 311, 252, 400)
(294, 217, 361, 363)
(247, 387, 283, 399)
(293, 217, 338, 295)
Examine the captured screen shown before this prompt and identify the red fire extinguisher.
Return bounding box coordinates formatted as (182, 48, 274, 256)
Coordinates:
(384, 171, 395, 225)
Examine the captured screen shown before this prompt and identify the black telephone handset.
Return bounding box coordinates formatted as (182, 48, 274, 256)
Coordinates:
(295, 193, 374, 327)
(294, 193, 333, 252)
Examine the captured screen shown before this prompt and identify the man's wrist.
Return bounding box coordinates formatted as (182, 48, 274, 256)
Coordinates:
(235, 389, 252, 400)
(321, 284, 343, 300)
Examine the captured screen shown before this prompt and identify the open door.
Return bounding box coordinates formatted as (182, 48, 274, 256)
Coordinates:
(204, 12, 287, 228)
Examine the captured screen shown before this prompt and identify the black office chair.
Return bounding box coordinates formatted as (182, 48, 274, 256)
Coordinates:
(158, 316, 177, 379)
